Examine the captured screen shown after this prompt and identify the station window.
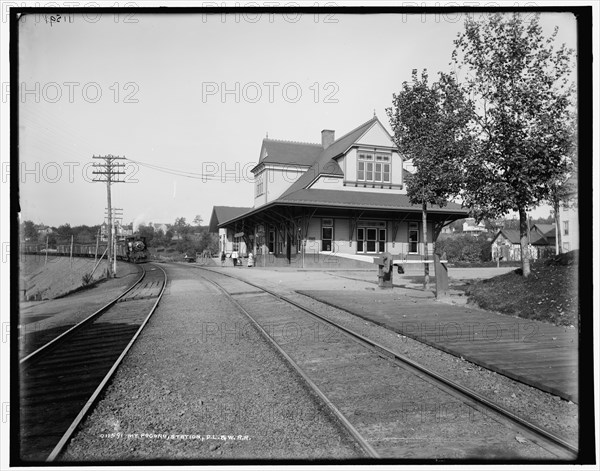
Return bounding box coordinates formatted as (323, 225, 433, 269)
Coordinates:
(268, 230, 275, 253)
(322, 219, 333, 251)
(563, 220, 569, 236)
(379, 228, 386, 252)
(408, 222, 419, 253)
(356, 225, 386, 253)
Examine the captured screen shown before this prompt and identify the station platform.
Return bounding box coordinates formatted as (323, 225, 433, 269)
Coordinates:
(297, 288, 578, 404)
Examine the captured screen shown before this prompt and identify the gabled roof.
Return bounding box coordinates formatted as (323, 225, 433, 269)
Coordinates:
(209, 206, 253, 232)
(493, 229, 550, 246)
(279, 117, 382, 199)
(532, 223, 556, 237)
(257, 139, 323, 168)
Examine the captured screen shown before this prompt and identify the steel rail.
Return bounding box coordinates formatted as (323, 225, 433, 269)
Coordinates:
(46, 263, 168, 462)
(20, 264, 147, 365)
(194, 269, 380, 459)
(197, 266, 578, 459)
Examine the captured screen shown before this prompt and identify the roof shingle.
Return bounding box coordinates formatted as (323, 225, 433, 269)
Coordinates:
(258, 139, 323, 167)
(279, 188, 466, 213)
(209, 206, 253, 232)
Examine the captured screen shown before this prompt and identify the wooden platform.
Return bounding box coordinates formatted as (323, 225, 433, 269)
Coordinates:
(297, 290, 578, 403)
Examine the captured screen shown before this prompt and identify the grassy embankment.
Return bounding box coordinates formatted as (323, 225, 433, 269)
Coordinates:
(461, 251, 579, 327)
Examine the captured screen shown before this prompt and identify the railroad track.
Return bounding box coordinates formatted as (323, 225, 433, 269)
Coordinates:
(19, 265, 147, 360)
(19, 263, 167, 463)
(193, 266, 578, 461)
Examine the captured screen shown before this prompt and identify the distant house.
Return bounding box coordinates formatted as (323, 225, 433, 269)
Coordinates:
(558, 174, 578, 253)
(118, 223, 134, 238)
(100, 222, 109, 241)
(531, 223, 556, 245)
(491, 229, 555, 261)
(462, 218, 487, 234)
(37, 225, 53, 237)
(100, 221, 132, 241)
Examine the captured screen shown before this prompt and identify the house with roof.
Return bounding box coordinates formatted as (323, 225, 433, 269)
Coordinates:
(210, 116, 468, 268)
(462, 218, 487, 234)
(531, 223, 556, 244)
(491, 227, 555, 262)
(558, 173, 578, 253)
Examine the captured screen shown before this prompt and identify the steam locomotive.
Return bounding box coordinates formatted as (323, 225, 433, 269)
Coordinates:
(123, 236, 149, 262)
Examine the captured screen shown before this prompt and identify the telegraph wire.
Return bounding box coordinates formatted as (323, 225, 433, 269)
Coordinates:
(125, 157, 254, 182)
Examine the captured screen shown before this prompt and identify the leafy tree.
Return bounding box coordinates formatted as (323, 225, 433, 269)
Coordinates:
(436, 233, 492, 263)
(193, 214, 204, 227)
(200, 231, 219, 254)
(388, 69, 473, 289)
(173, 217, 191, 237)
(449, 219, 465, 232)
(21, 220, 38, 241)
(77, 229, 94, 244)
(453, 13, 575, 277)
(55, 223, 73, 244)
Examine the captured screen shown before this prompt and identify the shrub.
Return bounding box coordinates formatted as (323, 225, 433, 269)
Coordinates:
(81, 272, 94, 286)
(436, 233, 492, 263)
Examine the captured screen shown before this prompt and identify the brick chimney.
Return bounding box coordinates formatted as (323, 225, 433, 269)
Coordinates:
(321, 129, 335, 149)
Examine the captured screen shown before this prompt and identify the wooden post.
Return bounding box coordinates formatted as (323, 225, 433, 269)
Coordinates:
(434, 253, 448, 299)
(113, 224, 117, 277)
(90, 247, 109, 278)
(95, 229, 100, 264)
(422, 203, 429, 291)
(45, 236, 48, 265)
(70, 234, 74, 267)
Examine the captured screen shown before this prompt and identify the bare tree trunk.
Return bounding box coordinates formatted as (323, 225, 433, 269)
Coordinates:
(518, 207, 531, 277)
(554, 200, 562, 255)
(423, 202, 429, 290)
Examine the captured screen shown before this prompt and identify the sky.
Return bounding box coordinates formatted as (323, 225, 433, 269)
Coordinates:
(12, 7, 579, 229)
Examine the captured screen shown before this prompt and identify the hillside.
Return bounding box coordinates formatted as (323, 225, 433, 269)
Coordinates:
(461, 251, 579, 327)
(21, 255, 118, 301)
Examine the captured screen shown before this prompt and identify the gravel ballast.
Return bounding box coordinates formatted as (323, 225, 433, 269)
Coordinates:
(200, 266, 578, 443)
(61, 264, 362, 461)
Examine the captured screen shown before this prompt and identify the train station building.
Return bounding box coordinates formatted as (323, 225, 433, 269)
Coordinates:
(209, 116, 468, 268)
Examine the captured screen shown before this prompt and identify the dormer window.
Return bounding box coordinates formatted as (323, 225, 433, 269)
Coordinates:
(358, 152, 390, 183)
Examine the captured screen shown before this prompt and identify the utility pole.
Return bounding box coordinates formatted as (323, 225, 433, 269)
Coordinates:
(93, 155, 126, 278)
(105, 208, 123, 276)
